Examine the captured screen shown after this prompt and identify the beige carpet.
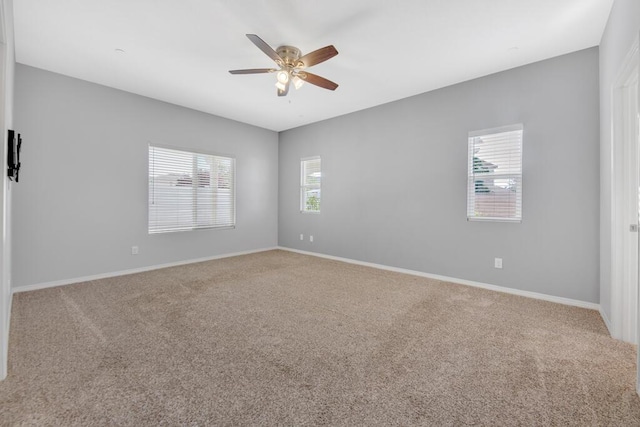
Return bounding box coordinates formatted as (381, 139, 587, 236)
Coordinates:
(1, 250, 639, 426)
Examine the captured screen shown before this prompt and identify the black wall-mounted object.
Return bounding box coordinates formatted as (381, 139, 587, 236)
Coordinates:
(7, 129, 21, 182)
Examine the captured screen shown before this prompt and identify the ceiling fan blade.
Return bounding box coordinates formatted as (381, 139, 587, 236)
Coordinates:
(277, 80, 290, 97)
(298, 72, 338, 91)
(229, 68, 275, 75)
(246, 34, 283, 65)
(298, 45, 338, 68)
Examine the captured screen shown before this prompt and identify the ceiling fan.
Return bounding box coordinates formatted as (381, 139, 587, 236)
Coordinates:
(229, 34, 339, 97)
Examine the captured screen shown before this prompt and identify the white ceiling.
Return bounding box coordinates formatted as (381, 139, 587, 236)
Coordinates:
(13, 0, 613, 132)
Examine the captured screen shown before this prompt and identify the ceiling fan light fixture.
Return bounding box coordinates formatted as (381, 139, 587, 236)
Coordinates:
(276, 70, 289, 84)
(292, 76, 305, 90)
(275, 80, 287, 91)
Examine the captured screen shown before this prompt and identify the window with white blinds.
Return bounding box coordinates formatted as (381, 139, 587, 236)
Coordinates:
(148, 145, 235, 233)
(301, 157, 321, 213)
(467, 124, 523, 222)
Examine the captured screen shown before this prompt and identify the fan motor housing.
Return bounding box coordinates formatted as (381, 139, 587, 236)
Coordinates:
(276, 46, 302, 67)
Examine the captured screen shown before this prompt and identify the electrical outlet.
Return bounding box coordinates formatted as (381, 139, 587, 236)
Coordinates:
(299, 234, 304, 241)
(310, 235, 314, 243)
(131, 246, 139, 255)
(494, 258, 502, 269)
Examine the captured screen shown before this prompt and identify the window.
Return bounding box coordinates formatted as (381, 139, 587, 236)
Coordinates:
(467, 124, 523, 222)
(148, 145, 235, 233)
(301, 156, 321, 213)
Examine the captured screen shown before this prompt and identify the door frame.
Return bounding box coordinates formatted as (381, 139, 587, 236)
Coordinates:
(0, 0, 7, 382)
(611, 36, 639, 346)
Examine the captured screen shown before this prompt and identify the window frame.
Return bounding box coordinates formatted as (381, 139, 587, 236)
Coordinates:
(148, 143, 236, 234)
(300, 156, 321, 214)
(466, 124, 523, 223)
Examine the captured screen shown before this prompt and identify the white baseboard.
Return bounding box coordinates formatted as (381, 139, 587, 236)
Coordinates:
(12, 247, 279, 294)
(9, 244, 603, 319)
(599, 307, 614, 336)
(278, 247, 601, 311)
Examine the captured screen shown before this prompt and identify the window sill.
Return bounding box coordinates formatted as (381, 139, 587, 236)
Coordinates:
(467, 217, 521, 223)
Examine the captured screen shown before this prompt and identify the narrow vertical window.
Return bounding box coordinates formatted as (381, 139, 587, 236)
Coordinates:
(301, 157, 321, 213)
(467, 124, 523, 222)
(149, 145, 235, 233)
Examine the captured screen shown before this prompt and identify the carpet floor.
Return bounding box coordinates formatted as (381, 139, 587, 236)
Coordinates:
(1, 249, 639, 425)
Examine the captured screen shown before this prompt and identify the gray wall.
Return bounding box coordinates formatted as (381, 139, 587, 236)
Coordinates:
(598, 0, 640, 324)
(12, 65, 279, 288)
(279, 48, 600, 303)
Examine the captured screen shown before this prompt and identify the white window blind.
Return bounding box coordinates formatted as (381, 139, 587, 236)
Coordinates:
(467, 124, 523, 222)
(301, 157, 321, 213)
(149, 145, 235, 233)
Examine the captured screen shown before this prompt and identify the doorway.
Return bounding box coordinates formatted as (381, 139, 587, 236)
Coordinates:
(611, 38, 639, 346)
(610, 36, 640, 395)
